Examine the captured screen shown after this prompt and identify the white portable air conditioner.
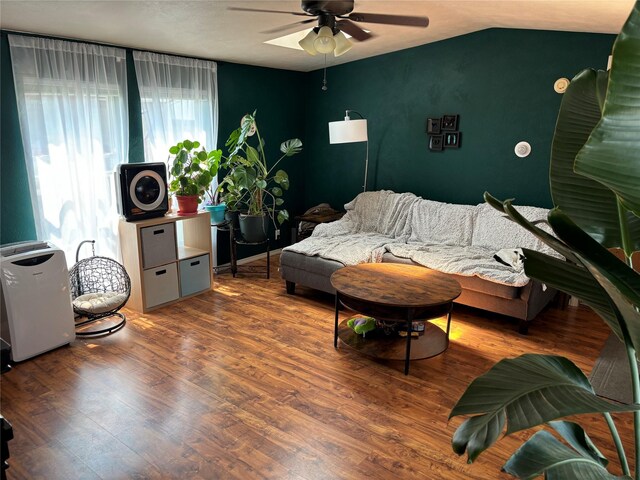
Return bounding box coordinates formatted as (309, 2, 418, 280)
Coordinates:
(0, 241, 75, 361)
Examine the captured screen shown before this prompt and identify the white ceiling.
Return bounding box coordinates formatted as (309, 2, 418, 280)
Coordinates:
(0, 1, 634, 72)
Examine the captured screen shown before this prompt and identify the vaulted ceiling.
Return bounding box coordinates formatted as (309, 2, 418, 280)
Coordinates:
(1, 1, 634, 72)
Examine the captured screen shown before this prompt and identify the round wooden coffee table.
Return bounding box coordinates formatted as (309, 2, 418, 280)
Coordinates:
(330, 263, 462, 375)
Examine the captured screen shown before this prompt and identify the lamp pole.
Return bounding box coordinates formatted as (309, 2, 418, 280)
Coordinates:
(345, 110, 369, 192)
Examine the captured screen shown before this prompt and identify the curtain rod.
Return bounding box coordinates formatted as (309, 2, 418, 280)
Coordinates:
(1, 28, 220, 65)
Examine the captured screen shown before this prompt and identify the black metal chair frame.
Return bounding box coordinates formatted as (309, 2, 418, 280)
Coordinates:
(69, 240, 130, 336)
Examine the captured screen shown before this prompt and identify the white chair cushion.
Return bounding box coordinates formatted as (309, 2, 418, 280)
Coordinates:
(73, 291, 128, 314)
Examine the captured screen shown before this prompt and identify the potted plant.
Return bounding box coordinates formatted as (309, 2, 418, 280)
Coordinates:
(218, 112, 302, 242)
(167, 139, 221, 216)
(450, 3, 640, 479)
(203, 182, 226, 225)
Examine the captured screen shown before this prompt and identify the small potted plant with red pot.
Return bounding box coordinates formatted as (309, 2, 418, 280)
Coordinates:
(167, 139, 221, 216)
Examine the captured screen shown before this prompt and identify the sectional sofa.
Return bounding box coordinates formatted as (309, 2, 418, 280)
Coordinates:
(280, 190, 559, 333)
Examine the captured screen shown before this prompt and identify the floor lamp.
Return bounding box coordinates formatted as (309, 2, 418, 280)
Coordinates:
(328, 110, 369, 192)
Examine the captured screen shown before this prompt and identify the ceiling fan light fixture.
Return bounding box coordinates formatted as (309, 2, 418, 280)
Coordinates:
(313, 26, 336, 54)
(333, 31, 352, 56)
(298, 29, 318, 55)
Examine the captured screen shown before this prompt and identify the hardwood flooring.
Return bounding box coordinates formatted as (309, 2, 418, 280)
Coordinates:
(1, 254, 634, 479)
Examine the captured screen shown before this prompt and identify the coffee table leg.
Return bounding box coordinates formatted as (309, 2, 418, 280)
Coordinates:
(404, 310, 413, 375)
(334, 293, 340, 349)
(446, 304, 454, 338)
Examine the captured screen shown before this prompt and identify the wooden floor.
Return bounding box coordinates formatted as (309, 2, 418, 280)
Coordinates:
(1, 255, 634, 479)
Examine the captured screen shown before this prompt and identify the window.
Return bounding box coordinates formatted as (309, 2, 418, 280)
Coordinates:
(133, 51, 218, 163)
(9, 35, 128, 262)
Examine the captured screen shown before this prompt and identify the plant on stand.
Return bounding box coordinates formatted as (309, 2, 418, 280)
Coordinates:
(450, 3, 640, 479)
(218, 112, 302, 242)
(167, 139, 221, 216)
(203, 181, 226, 225)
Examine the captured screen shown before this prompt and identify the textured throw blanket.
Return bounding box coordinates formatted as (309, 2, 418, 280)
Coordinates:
(284, 232, 395, 265)
(284, 191, 420, 264)
(385, 243, 530, 287)
(284, 190, 538, 287)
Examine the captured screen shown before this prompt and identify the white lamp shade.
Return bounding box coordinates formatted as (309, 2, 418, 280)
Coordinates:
(333, 31, 353, 57)
(298, 30, 318, 55)
(329, 119, 368, 144)
(314, 26, 336, 54)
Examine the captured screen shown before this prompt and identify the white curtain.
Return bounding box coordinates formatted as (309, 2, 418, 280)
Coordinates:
(9, 35, 128, 263)
(133, 51, 219, 263)
(132, 51, 218, 164)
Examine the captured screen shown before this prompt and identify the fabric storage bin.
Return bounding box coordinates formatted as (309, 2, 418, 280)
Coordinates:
(179, 254, 210, 297)
(140, 223, 177, 269)
(143, 263, 179, 308)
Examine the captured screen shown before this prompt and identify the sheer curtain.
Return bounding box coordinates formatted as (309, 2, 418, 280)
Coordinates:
(132, 51, 218, 164)
(9, 35, 128, 263)
(133, 51, 219, 262)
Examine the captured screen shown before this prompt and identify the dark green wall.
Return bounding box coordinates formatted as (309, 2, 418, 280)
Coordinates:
(1, 31, 36, 243)
(0, 27, 615, 255)
(302, 28, 615, 210)
(0, 31, 306, 260)
(216, 62, 306, 261)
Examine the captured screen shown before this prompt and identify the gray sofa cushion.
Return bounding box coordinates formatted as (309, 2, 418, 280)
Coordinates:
(280, 250, 345, 278)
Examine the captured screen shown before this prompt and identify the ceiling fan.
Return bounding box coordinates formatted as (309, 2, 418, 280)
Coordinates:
(230, 0, 429, 57)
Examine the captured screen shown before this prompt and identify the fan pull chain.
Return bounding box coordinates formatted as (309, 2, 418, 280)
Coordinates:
(322, 54, 328, 91)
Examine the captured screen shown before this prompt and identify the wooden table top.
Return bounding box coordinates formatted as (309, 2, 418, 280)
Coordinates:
(330, 263, 462, 308)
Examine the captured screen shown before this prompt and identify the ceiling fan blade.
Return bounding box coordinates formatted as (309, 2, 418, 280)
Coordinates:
(261, 18, 316, 35)
(346, 12, 429, 27)
(228, 6, 309, 17)
(336, 20, 373, 41)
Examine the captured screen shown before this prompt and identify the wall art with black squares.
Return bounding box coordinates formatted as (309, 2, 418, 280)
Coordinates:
(426, 114, 461, 152)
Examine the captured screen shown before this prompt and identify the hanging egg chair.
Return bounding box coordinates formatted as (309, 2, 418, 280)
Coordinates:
(69, 240, 130, 336)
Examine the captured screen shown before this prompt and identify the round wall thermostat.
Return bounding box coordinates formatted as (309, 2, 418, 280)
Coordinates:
(515, 141, 532, 158)
(554, 77, 570, 94)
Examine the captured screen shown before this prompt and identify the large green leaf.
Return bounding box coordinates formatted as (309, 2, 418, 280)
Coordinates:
(246, 145, 260, 164)
(280, 138, 303, 156)
(548, 209, 640, 352)
(502, 430, 631, 479)
(548, 421, 608, 467)
(450, 354, 638, 463)
(452, 413, 504, 463)
(522, 249, 622, 340)
(549, 69, 640, 250)
(575, 2, 640, 216)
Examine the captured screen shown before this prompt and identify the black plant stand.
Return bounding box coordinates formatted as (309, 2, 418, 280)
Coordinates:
(213, 221, 270, 278)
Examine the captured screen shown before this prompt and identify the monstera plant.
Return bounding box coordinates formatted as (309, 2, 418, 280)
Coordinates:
(450, 2, 640, 479)
(218, 111, 302, 242)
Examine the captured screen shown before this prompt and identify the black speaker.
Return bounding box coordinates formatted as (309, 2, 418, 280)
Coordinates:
(115, 163, 169, 221)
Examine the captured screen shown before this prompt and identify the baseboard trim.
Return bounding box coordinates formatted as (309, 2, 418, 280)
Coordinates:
(214, 248, 282, 268)
(237, 248, 282, 266)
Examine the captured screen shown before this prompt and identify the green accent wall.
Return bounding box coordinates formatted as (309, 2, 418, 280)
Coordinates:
(0, 27, 615, 256)
(302, 28, 615, 210)
(216, 62, 306, 262)
(1, 31, 37, 243)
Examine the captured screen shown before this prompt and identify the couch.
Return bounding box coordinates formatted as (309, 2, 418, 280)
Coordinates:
(280, 191, 559, 334)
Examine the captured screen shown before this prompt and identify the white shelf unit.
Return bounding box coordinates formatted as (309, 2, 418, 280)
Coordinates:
(118, 212, 213, 313)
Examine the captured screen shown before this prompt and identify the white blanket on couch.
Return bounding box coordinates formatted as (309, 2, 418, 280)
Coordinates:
(283, 190, 534, 287)
(385, 243, 530, 287)
(284, 191, 420, 264)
